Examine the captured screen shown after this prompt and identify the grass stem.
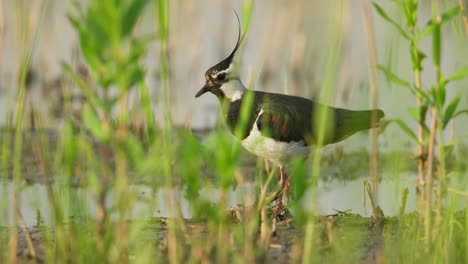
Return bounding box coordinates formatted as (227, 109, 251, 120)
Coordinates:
(362, 1, 381, 203)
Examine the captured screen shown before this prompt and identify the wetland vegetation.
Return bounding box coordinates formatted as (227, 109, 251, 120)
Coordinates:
(1, 0, 468, 263)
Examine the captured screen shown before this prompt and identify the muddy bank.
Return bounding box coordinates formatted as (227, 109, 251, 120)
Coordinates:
(4, 211, 410, 264)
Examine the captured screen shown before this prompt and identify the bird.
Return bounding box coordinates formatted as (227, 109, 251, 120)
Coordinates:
(195, 13, 384, 208)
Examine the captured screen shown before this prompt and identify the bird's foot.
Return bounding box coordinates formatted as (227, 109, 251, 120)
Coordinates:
(271, 167, 292, 218)
(272, 187, 289, 218)
(271, 200, 292, 222)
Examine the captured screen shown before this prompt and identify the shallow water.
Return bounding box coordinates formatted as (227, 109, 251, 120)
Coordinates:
(0, 174, 418, 227)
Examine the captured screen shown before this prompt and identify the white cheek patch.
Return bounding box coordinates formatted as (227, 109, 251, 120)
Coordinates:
(220, 79, 245, 102)
(230, 90, 243, 101)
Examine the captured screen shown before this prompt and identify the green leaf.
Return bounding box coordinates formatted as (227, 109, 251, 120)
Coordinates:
(422, 6, 461, 38)
(408, 107, 421, 122)
(405, 0, 418, 28)
(419, 104, 429, 125)
(429, 82, 445, 110)
(377, 65, 431, 103)
(62, 63, 105, 109)
(377, 119, 391, 135)
(372, 2, 410, 40)
(443, 143, 454, 158)
(443, 95, 461, 128)
(85, 9, 112, 46)
(122, 133, 145, 168)
(383, 119, 419, 143)
(440, 81, 446, 107)
(82, 103, 110, 141)
(431, 80, 446, 110)
(432, 18, 441, 66)
(410, 44, 426, 71)
(68, 14, 101, 72)
(408, 105, 430, 134)
(114, 63, 144, 92)
(122, 0, 149, 37)
(411, 86, 432, 105)
(78, 33, 101, 73)
(377, 65, 411, 88)
(407, 105, 430, 134)
(61, 121, 78, 172)
(444, 66, 468, 82)
(454, 109, 468, 118)
(177, 133, 204, 200)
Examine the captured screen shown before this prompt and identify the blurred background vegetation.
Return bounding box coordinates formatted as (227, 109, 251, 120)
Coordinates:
(0, 0, 468, 263)
(1, 1, 466, 146)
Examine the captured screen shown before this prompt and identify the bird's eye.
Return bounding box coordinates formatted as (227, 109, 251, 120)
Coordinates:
(216, 73, 226, 81)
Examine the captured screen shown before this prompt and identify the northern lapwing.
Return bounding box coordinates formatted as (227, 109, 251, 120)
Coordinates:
(195, 13, 384, 206)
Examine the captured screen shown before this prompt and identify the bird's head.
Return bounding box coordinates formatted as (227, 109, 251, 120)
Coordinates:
(195, 11, 245, 101)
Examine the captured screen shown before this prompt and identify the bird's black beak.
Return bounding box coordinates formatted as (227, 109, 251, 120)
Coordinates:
(195, 84, 210, 98)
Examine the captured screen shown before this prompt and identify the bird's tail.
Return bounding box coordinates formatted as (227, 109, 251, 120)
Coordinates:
(331, 108, 384, 143)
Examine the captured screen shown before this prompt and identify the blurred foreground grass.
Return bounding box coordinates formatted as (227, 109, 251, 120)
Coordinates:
(1, 0, 468, 263)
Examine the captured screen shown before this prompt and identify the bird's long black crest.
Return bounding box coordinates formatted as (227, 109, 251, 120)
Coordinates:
(209, 10, 245, 72)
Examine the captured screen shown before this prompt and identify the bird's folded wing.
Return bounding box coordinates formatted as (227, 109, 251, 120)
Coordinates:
(256, 100, 312, 144)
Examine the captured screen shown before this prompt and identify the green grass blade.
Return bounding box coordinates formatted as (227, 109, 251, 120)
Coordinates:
(372, 2, 410, 40)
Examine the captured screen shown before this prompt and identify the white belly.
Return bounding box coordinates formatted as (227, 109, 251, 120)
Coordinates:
(241, 122, 310, 167)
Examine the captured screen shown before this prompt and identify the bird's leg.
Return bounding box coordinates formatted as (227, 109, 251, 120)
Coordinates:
(279, 167, 290, 205)
(278, 166, 286, 188)
(275, 166, 290, 211)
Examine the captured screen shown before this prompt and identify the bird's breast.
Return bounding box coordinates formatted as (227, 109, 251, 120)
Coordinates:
(223, 99, 259, 139)
(241, 120, 310, 166)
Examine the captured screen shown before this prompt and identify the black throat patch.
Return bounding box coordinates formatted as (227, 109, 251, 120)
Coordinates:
(223, 91, 261, 140)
